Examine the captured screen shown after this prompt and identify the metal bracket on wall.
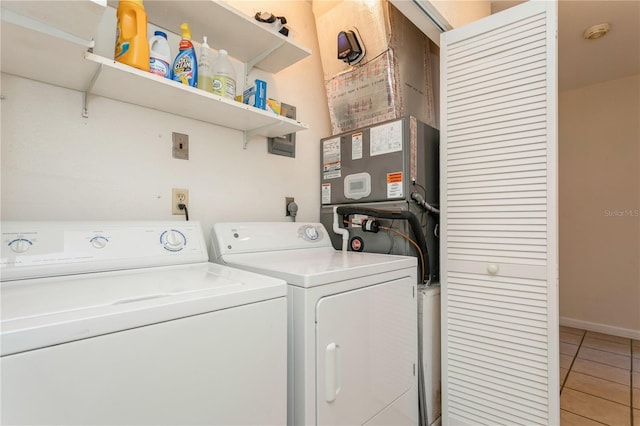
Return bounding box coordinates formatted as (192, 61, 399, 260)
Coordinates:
(82, 63, 103, 118)
(243, 121, 286, 149)
(243, 40, 286, 81)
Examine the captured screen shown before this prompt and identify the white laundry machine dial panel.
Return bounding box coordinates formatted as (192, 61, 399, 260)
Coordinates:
(1, 221, 208, 281)
(315, 278, 417, 425)
(211, 222, 332, 258)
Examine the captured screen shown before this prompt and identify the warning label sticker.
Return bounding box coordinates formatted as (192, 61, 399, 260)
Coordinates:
(351, 132, 363, 160)
(323, 138, 341, 180)
(321, 183, 331, 204)
(387, 172, 403, 198)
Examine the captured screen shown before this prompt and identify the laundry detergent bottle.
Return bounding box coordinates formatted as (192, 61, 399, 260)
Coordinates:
(172, 23, 197, 87)
(114, 0, 150, 71)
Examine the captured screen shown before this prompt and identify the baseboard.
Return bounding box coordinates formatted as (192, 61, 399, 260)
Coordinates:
(560, 317, 640, 340)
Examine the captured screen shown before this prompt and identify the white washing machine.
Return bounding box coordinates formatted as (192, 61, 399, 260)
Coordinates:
(1, 221, 287, 426)
(210, 222, 418, 426)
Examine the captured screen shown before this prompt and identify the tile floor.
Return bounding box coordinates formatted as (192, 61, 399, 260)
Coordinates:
(560, 326, 640, 425)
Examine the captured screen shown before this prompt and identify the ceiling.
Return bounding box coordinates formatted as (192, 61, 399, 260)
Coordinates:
(492, 1, 640, 91)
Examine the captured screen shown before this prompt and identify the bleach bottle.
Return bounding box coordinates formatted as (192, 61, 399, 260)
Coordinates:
(149, 31, 171, 78)
(172, 23, 197, 87)
(115, 0, 149, 71)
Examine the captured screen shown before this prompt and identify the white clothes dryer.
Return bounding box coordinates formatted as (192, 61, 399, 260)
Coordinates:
(1, 221, 287, 426)
(210, 222, 418, 426)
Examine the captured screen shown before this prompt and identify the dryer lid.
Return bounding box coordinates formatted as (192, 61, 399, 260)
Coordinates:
(220, 248, 416, 288)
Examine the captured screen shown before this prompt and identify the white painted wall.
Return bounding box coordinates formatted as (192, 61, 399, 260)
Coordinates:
(559, 73, 640, 337)
(0, 1, 331, 253)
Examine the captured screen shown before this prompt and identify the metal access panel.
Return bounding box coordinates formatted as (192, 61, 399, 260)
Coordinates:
(320, 116, 439, 206)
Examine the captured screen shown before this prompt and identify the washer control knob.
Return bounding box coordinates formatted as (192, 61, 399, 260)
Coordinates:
(8, 238, 32, 253)
(90, 236, 108, 249)
(162, 230, 186, 251)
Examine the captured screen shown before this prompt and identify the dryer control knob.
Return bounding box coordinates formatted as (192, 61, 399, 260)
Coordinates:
(90, 236, 108, 249)
(162, 230, 186, 251)
(8, 238, 32, 253)
(303, 226, 319, 241)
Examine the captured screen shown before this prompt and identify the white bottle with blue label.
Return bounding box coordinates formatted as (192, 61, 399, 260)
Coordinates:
(149, 30, 171, 79)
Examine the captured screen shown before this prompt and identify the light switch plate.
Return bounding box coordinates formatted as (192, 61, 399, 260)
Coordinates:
(172, 132, 189, 160)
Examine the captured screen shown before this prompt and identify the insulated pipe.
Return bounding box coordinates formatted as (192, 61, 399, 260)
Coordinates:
(332, 206, 349, 251)
(335, 205, 430, 280)
(411, 192, 440, 215)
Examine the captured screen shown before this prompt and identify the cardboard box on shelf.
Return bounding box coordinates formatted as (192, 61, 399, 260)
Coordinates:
(266, 98, 282, 115)
(242, 79, 267, 110)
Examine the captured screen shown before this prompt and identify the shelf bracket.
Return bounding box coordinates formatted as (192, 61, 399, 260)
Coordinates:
(243, 121, 285, 149)
(244, 40, 286, 76)
(82, 63, 103, 118)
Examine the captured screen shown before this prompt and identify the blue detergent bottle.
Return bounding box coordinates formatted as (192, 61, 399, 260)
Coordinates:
(172, 23, 197, 86)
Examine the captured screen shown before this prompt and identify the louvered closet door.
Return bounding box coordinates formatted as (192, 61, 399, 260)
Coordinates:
(440, 2, 558, 425)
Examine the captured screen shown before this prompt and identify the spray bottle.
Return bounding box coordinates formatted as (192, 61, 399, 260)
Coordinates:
(172, 23, 197, 87)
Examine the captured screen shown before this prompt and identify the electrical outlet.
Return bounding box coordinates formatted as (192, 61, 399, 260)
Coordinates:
(285, 197, 294, 216)
(172, 132, 189, 160)
(172, 188, 189, 215)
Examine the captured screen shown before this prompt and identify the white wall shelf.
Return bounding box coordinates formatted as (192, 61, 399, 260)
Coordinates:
(1, 0, 311, 145)
(1, 0, 107, 42)
(141, 1, 311, 73)
(0, 1, 106, 92)
(84, 53, 308, 144)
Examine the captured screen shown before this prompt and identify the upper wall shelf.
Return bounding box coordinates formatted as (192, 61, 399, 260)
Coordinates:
(141, 1, 312, 73)
(1, 0, 311, 143)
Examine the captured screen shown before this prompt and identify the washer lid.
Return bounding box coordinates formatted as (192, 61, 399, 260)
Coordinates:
(0, 262, 285, 356)
(220, 247, 416, 288)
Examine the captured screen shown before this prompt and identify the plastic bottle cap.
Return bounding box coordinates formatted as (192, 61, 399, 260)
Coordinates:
(180, 23, 192, 40)
(122, 0, 144, 6)
(154, 31, 167, 39)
